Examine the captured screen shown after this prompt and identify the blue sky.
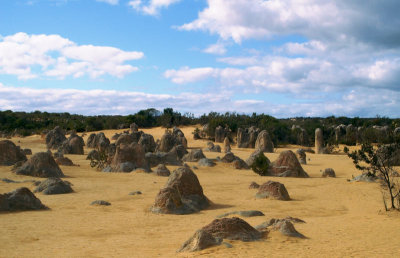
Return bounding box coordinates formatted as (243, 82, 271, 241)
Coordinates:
(1, 0, 400, 117)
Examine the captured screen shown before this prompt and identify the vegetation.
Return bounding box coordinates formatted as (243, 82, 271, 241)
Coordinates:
(0, 109, 398, 147)
(344, 141, 400, 211)
(89, 150, 109, 171)
(251, 152, 270, 176)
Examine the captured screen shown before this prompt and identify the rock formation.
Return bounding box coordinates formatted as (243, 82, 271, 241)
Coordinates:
(0, 140, 27, 166)
(255, 130, 274, 152)
(315, 128, 324, 154)
(14, 152, 64, 178)
(255, 181, 290, 200)
(269, 150, 309, 177)
(45, 126, 66, 150)
(151, 166, 209, 214)
(0, 187, 48, 211)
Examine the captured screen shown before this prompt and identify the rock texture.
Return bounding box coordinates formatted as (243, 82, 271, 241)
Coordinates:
(322, 168, 336, 177)
(14, 152, 64, 178)
(59, 133, 84, 155)
(34, 178, 73, 195)
(201, 217, 262, 241)
(87, 133, 110, 150)
(0, 187, 48, 211)
(178, 230, 222, 252)
(0, 140, 27, 166)
(249, 181, 260, 189)
(155, 164, 170, 177)
(215, 126, 225, 143)
(256, 181, 290, 200)
(198, 158, 216, 167)
(151, 166, 209, 214)
(204, 142, 221, 152)
(182, 149, 206, 162)
(45, 126, 66, 150)
(315, 128, 324, 154)
(55, 156, 74, 166)
(269, 150, 309, 178)
(296, 149, 307, 165)
(110, 143, 148, 172)
(237, 127, 260, 148)
(223, 137, 231, 153)
(255, 130, 274, 152)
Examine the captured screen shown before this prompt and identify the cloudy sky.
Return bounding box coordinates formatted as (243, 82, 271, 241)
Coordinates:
(1, 0, 400, 117)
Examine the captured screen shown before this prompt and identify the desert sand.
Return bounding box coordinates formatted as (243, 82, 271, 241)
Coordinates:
(1, 126, 400, 257)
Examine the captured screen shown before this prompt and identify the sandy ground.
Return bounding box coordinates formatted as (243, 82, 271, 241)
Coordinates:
(1, 126, 400, 257)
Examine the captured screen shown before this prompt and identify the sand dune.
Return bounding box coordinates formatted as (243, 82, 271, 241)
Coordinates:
(1, 126, 400, 257)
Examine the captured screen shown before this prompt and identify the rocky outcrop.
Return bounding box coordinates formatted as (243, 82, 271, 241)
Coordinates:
(55, 156, 74, 166)
(145, 145, 186, 167)
(201, 217, 262, 241)
(215, 126, 225, 143)
(237, 126, 260, 148)
(109, 143, 149, 172)
(87, 132, 110, 151)
(155, 164, 170, 177)
(255, 181, 290, 200)
(203, 142, 221, 152)
(45, 126, 66, 150)
(178, 230, 222, 252)
(129, 123, 139, 133)
(182, 149, 206, 162)
(223, 137, 231, 153)
(59, 133, 84, 155)
(151, 166, 209, 214)
(198, 158, 216, 167)
(0, 187, 48, 211)
(0, 140, 27, 166)
(221, 152, 249, 169)
(268, 150, 309, 177)
(34, 178, 73, 195)
(255, 130, 274, 152)
(14, 152, 64, 178)
(315, 128, 324, 154)
(138, 133, 156, 153)
(322, 168, 336, 177)
(296, 149, 306, 164)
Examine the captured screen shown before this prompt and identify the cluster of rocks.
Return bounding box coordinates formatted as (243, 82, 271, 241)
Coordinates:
(203, 142, 221, 152)
(178, 215, 306, 252)
(237, 126, 260, 148)
(215, 126, 231, 143)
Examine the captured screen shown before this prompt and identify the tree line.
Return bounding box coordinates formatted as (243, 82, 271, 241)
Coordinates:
(1, 109, 399, 145)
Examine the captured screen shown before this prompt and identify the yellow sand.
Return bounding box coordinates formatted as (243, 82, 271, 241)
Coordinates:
(1, 126, 400, 258)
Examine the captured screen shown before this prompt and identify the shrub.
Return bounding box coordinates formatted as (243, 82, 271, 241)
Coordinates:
(251, 152, 270, 176)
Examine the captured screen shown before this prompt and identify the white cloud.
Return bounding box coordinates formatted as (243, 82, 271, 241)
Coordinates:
(128, 0, 181, 16)
(96, 0, 119, 5)
(0, 83, 399, 117)
(203, 42, 227, 55)
(0, 32, 144, 80)
(179, 0, 400, 47)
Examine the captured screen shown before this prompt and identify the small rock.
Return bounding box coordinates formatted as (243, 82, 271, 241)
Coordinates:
(322, 168, 336, 177)
(129, 191, 142, 195)
(91, 200, 111, 206)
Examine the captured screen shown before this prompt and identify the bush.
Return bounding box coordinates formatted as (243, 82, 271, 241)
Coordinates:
(251, 152, 270, 176)
(89, 150, 109, 171)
